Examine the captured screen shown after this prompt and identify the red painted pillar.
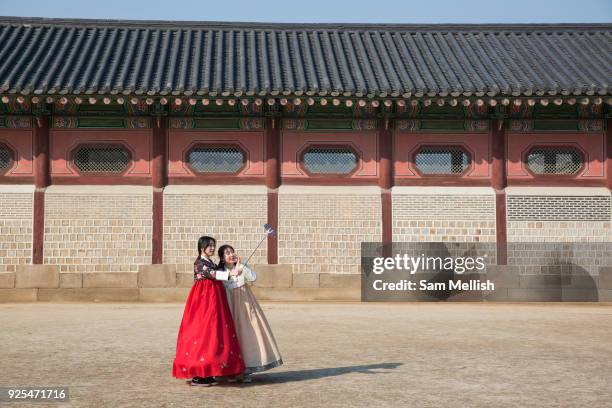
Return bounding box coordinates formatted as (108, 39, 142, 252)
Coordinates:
(266, 117, 281, 264)
(491, 118, 507, 265)
(151, 116, 167, 264)
(265, 116, 281, 189)
(32, 116, 50, 264)
(379, 118, 393, 257)
(606, 119, 612, 191)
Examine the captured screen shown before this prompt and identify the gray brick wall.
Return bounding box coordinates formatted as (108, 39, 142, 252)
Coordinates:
(0, 191, 33, 272)
(163, 190, 268, 273)
(43, 188, 152, 272)
(279, 190, 381, 274)
(393, 194, 496, 242)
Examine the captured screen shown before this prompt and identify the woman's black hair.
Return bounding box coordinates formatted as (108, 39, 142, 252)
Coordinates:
(196, 236, 216, 262)
(217, 244, 235, 270)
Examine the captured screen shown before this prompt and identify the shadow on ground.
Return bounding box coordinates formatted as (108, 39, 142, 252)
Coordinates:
(251, 362, 402, 384)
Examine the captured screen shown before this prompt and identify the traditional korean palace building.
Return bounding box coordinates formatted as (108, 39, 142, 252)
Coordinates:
(0, 17, 610, 301)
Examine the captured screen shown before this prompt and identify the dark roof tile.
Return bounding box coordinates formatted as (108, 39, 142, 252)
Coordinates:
(0, 17, 610, 97)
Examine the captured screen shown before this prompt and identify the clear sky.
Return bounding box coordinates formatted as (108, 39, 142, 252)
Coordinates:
(0, 0, 610, 23)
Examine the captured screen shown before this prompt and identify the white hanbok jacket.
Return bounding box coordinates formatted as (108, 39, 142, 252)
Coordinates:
(224, 264, 256, 290)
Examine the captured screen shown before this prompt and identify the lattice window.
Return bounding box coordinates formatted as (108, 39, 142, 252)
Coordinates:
(73, 145, 130, 173)
(526, 147, 582, 175)
(302, 146, 357, 174)
(415, 146, 470, 175)
(188, 146, 245, 173)
(0, 144, 13, 173)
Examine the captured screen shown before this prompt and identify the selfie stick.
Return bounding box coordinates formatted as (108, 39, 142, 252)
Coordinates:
(243, 224, 276, 268)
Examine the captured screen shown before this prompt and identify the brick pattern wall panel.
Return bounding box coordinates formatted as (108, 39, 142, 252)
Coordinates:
(507, 196, 611, 221)
(507, 195, 610, 274)
(508, 221, 611, 242)
(278, 194, 382, 274)
(44, 192, 152, 272)
(506, 232, 610, 277)
(392, 195, 496, 242)
(0, 193, 33, 272)
(164, 193, 268, 273)
(507, 196, 611, 243)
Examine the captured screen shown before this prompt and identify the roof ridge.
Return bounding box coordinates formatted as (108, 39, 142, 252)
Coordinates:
(1, 16, 611, 31)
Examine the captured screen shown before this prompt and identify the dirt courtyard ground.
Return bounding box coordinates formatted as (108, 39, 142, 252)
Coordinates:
(1, 302, 611, 408)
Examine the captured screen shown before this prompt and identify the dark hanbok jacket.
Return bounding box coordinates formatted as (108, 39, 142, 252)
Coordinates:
(193, 256, 218, 281)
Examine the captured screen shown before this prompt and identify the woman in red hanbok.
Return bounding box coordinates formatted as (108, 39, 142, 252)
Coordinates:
(172, 236, 245, 386)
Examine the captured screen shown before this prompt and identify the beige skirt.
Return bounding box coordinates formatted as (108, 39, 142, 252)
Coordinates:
(227, 285, 283, 374)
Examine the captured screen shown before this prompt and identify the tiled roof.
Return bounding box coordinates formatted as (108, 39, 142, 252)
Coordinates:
(0, 17, 610, 98)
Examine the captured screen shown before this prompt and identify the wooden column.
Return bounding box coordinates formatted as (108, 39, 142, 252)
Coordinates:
(379, 118, 393, 257)
(491, 118, 507, 265)
(151, 116, 167, 264)
(266, 117, 281, 264)
(33, 115, 50, 264)
(607, 118, 612, 191)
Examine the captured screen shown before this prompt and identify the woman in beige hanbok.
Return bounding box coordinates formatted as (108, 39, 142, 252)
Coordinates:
(217, 244, 283, 380)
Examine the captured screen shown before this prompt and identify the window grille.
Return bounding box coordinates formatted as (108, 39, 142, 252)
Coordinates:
(188, 146, 245, 173)
(526, 147, 581, 175)
(0, 144, 12, 173)
(73, 145, 130, 173)
(415, 146, 469, 175)
(302, 147, 357, 174)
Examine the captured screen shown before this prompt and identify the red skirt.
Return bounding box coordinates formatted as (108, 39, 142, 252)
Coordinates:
(172, 278, 245, 379)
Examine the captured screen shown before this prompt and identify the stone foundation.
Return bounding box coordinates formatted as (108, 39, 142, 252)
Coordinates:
(2, 264, 612, 302)
(0, 264, 361, 302)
